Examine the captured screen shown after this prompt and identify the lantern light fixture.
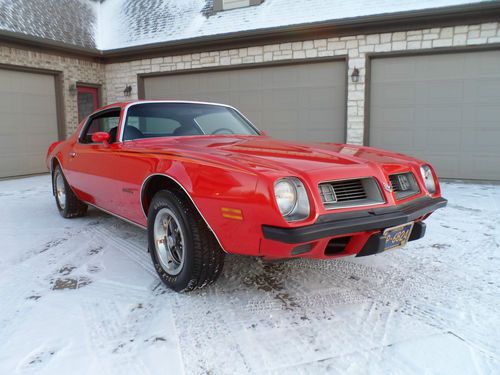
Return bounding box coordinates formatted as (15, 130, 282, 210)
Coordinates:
(69, 83, 77, 97)
(351, 67, 360, 83)
(123, 85, 132, 97)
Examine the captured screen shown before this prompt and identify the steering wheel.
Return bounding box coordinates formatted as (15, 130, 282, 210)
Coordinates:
(212, 128, 235, 135)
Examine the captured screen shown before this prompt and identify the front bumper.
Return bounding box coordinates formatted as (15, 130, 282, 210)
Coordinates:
(262, 196, 447, 245)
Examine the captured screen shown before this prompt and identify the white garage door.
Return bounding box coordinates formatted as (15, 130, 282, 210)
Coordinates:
(369, 50, 500, 180)
(0, 68, 59, 178)
(143, 61, 347, 142)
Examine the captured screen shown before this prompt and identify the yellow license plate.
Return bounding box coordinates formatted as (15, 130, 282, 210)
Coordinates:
(383, 222, 414, 251)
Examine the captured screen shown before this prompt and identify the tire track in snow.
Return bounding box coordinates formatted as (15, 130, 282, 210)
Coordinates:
(0, 227, 112, 369)
(91, 226, 156, 278)
(81, 298, 153, 375)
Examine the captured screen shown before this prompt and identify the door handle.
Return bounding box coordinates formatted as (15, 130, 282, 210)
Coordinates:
(69, 152, 76, 158)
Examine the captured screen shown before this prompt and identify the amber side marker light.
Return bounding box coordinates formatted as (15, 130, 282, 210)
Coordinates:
(221, 207, 244, 220)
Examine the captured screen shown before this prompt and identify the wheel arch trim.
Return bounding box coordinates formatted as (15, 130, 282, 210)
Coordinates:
(50, 156, 63, 196)
(140, 173, 227, 253)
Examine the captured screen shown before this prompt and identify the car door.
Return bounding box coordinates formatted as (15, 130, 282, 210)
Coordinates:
(65, 108, 125, 213)
(116, 112, 184, 223)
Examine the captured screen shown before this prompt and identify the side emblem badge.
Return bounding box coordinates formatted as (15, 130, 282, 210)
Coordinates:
(383, 183, 393, 193)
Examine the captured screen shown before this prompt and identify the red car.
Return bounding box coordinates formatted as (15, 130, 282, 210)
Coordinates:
(47, 101, 447, 292)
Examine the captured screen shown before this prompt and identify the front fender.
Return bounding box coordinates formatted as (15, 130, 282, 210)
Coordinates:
(46, 141, 63, 170)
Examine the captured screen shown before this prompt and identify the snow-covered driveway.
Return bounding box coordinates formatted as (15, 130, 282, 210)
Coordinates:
(0, 175, 498, 374)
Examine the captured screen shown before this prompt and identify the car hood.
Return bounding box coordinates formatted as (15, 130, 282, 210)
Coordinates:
(124, 135, 421, 176)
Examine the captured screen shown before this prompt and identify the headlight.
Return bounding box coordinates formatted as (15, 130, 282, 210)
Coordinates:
(420, 165, 436, 194)
(274, 177, 310, 221)
(274, 179, 297, 216)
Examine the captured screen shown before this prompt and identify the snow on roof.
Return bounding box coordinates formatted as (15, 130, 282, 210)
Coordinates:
(0, 0, 98, 49)
(0, 0, 492, 51)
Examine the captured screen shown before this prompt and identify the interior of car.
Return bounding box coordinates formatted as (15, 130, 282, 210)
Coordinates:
(80, 103, 258, 144)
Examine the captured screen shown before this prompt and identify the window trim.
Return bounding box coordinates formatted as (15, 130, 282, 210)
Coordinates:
(213, 0, 263, 12)
(78, 107, 122, 145)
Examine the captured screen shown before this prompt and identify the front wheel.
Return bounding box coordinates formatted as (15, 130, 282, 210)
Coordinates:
(53, 165, 88, 218)
(148, 190, 225, 292)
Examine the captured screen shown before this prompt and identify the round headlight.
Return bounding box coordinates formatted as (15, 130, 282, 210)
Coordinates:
(420, 165, 436, 194)
(274, 179, 297, 216)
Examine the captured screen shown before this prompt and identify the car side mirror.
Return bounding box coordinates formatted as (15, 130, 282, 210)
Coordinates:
(91, 132, 110, 145)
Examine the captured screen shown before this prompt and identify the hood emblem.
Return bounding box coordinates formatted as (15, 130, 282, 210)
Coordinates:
(383, 183, 393, 193)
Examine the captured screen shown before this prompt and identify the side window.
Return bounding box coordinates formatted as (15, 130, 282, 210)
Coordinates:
(80, 110, 121, 144)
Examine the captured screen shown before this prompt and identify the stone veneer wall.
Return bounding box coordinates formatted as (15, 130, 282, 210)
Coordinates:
(0, 44, 105, 135)
(105, 21, 500, 145)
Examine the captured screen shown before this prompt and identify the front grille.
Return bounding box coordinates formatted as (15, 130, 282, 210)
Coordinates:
(389, 172, 420, 200)
(329, 179, 367, 202)
(318, 177, 384, 210)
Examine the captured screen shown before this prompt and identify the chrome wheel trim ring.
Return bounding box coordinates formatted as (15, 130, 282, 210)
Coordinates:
(55, 172, 66, 210)
(153, 207, 185, 276)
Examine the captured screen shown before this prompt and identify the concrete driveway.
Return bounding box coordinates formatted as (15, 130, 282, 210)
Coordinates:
(0, 175, 498, 374)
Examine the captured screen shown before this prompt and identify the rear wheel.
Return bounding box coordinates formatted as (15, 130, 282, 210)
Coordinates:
(148, 190, 225, 292)
(53, 165, 88, 218)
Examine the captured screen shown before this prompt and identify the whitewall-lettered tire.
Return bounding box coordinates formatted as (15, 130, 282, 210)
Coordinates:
(53, 165, 88, 218)
(147, 190, 225, 292)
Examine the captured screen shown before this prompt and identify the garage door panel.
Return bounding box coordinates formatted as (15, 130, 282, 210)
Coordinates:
(464, 79, 500, 102)
(468, 156, 500, 180)
(0, 69, 58, 178)
(371, 129, 414, 151)
(425, 106, 464, 124)
(464, 52, 500, 76)
(372, 107, 415, 124)
(144, 61, 346, 143)
(425, 130, 461, 152)
(297, 64, 344, 87)
(416, 80, 464, 104)
(371, 83, 416, 106)
(415, 58, 466, 80)
(462, 128, 500, 152)
(261, 89, 300, 109)
(424, 154, 460, 178)
(370, 50, 500, 180)
(237, 91, 263, 110)
(300, 87, 338, 108)
(373, 59, 416, 82)
(474, 105, 500, 123)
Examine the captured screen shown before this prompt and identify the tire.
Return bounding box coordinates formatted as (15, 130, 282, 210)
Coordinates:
(148, 190, 225, 292)
(53, 165, 88, 218)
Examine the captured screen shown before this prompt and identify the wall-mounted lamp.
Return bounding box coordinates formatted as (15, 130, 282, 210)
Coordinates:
(69, 83, 77, 97)
(123, 85, 132, 97)
(351, 67, 360, 83)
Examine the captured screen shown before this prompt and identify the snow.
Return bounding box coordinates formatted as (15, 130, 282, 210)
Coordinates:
(0, 0, 490, 50)
(0, 175, 498, 374)
(96, 0, 490, 50)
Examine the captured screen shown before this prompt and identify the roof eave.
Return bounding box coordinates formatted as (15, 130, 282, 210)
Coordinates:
(0, 29, 101, 59)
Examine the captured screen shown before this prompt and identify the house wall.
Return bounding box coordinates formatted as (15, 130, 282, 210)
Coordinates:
(105, 21, 500, 145)
(0, 44, 105, 136)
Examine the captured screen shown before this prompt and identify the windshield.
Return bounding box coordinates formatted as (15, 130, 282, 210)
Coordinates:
(123, 102, 259, 141)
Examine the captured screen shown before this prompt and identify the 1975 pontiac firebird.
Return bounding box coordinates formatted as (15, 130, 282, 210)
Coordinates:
(47, 101, 447, 292)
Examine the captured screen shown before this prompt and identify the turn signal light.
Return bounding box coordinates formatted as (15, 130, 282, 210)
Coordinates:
(221, 207, 243, 220)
